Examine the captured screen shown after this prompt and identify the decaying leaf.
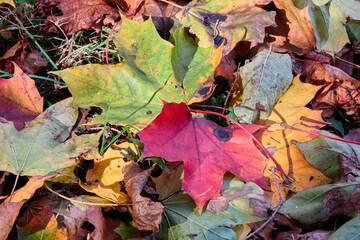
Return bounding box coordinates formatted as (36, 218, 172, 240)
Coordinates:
(234, 49, 293, 124)
(55, 17, 221, 128)
(175, 0, 276, 54)
(0, 98, 101, 177)
(139, 101, 269, 210)
(0, 62, 43, 130)
(38, 0, 120, 35)
(123, 162, 163, 233)
(0, 175, 60, 240)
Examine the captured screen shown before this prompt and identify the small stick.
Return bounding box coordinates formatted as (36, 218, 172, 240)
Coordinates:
(190, 104, 230, 112)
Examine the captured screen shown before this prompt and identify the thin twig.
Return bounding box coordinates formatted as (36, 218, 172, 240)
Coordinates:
(243, 167, 284, 240)
(44, 183, 132, 207)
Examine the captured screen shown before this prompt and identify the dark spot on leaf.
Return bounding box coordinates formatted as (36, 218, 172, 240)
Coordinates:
(309, 176, 314, 181)
(198, 12, 227, 24)
(117, 165, 121, 168)
(147, 111, 152, 115)
(94, 179, 99, 183)
(213, 128, 232, 142)
(132, 44, 137, 52)
(214, 35, 225, 47)
(195, 86, 211, 97)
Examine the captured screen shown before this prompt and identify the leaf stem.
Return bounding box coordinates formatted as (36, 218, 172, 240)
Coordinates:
(190, 104, 229, 112)
(190, 109, 290, 184)
(8, 174, 19, 201)
(44, 183, 132, 207)
(106, 19, 122, 65)
(281, 123, 360, 145)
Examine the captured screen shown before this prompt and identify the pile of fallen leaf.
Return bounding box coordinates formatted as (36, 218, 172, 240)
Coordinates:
(0, 0, 360, 239)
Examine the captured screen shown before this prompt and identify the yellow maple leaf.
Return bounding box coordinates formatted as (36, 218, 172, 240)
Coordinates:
(79, 142, 137, 204)
(257, 76, 331, 206)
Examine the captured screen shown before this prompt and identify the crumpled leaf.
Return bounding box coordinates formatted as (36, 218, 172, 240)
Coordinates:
(64, 206, 118, 240)
(38, 0, 120, 35)
(267, 0, 316, 54)
(123, 162, 163, 233)
(0, 98, 101, 177)
(329, 215, 360, 240)
(175, 0, 276, 54)
(79, 142, 134, 204)
(156, 172, 269, 240)
(0, 62, 43, 130)
(279, 182, 360, 224)
(234, 49, 293, 124)
(0, 175, 60, 240)
(304, 63, 360, 118)
(139, 101, 269, 210)
(55, 18, 221, 128)
(256, 76, 330, 206)
(17, 205, 67, 239)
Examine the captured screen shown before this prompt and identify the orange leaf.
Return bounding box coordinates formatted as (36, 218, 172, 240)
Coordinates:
(0, 62, 43, 130)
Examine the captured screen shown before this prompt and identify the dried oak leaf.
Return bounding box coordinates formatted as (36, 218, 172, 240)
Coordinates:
(38, 0, 120, 35)
(305, 63, 360, 118)
(138, 101, 269, 210)
(0, 62, 43, 130)
(123, 162, 163, 233)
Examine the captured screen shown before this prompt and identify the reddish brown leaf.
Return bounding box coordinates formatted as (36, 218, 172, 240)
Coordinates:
(0, 175, 59, 240)
(123, 0, 144, 16)
(304, 63, 360, 118)
(0, 40, 26, 73)
(138, 102, 269, 210)
(0, 63, 43, 130)
(16, 205, 67, 239)
(38, 0, 120, 35)
(123, 162, 163, 233)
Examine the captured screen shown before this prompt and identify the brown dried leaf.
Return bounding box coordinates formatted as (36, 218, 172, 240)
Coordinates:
(304, 63, 360, 118)
(0, 40, 26, 73)
(38, 0, 120, 35)
(123, 162, 163, 233)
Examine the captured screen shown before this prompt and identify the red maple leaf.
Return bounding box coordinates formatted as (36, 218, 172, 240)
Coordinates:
(138, 102, 269, 210)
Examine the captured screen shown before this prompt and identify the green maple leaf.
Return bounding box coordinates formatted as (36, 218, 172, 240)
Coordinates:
(54, 17, 222, 128)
